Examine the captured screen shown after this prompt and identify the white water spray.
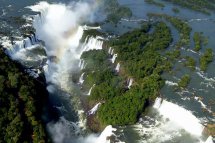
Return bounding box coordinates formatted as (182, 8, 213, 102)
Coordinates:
(115, 63, 120, 72)
(110, 49, 114, 55)
(88, 103, 101, 115)
(108, 47, 112, 54)
(81, 36, 103, 53)
(111, 54, 117, 63)
(26, 1, 117, 143)
(88, 84, 95, 96)
(79, 72, 85, 85)
(127, 78, 133, 89)
(134, 98, 213, 143)
(153, 97, 204, 136)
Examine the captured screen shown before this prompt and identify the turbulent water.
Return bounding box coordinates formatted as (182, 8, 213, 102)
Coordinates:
(0, 0, 214, 143)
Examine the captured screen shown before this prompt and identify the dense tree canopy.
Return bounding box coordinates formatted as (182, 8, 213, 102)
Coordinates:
(0, 48, 50, 143)
(81, 22, 172, 126)
(200, 48, 214, 71)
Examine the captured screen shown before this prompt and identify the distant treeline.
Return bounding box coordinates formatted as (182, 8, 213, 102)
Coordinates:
(164, 0, 215, 14)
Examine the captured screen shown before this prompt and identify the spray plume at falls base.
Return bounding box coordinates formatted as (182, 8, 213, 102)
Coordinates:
(131, 97, 213, 143)
(26, 1, 116, 143)
(1, 1, 213, 143)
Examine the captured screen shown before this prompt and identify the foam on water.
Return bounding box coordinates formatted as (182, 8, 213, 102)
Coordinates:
(133, 98, 214, 143)
(194, 96, 213, 113)
(25, 1, 119, 143)
(1, 35, 46, 70)
(153, 98, 204, 136)
(165, 80, 178, 86)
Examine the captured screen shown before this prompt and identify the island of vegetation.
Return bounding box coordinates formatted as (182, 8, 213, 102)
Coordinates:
(164, 0, 215, 15)
(193, 32, 203, 52)
(184, 56, 196, 70)
(172, 7, 180, 13)
(200, 48, 214, 71)
(147, 13, 192, 48)
(178, 74, 191, 88)
(103, 0, 132, 24)
(145, 0, 165, 8)
(81, 22, 173, 129)
(0, 47, 50, 143)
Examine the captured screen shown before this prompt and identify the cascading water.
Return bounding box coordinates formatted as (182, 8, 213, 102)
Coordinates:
(81, 36, 103, 52)
(87, 84, 95, 96)
(79, 72, 85, 85)
(115, 63, 120, 72)
(25, 1, 117, 143)
(4, 35, 40, 60)
(111, 54, 117, 63)
(131, 97, 213, 143)
(127, 78, 133, 89)
(88, 103, 101, 115)
(79, 59, 86, 70)
(1, 1, 214, 143)
(108, 47, 112, 54)
(153, 97, 204, 136)
(110, 49, 114, 55)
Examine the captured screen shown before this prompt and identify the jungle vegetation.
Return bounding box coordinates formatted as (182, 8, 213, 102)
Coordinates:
(200, 48, 214, 71)
(164, 0, 215, 15)
(81, 22, 173, 126)
(0, 48, 50, 143)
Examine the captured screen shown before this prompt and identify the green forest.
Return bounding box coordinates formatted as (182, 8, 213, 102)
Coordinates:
(0, 48, 49, 143)
(147, 13, 191, 48)
(164, 0, 215, 14)
(200, 48, 214, 71)
(81, 22, 173, 126)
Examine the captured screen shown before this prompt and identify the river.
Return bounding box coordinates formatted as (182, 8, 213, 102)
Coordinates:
(0, 0, 214, 143)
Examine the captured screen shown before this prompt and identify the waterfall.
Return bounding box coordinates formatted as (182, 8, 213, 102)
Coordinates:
(111, 54, 117, 64)
(108, 47, 112, 54)
(29, 34, 37, 45)
(79, 60, 86, 70)
(79, 59, 83, 68)
(7, 37, 31, 56)
(95, 125, 117, 143)
(204, 136, 213, 143)
(1, 1, 121, 143)
(153, 97, 204, 136)
(115, 63, 120, 72)
(127, 78, 133, 89)
(4, 34, 41, 61)
(133, 98, 212, 143)
(88, 103, 101, 115)
(87, 84, 95, 96)
(24, 37, 32, 47)
(79, 73, 85, 85)
(153, 97, 162, 109)
(110, 49, 114, 55)
(81, 36, 103, 54)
